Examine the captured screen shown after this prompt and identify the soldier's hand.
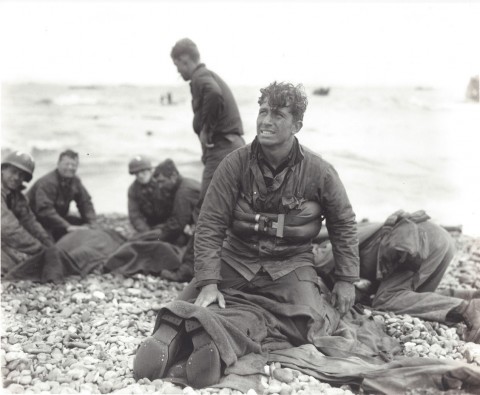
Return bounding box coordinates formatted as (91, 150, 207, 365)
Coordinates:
(194, 284, 225, 309)
(331, 280, 355, 316)
(199, 128, 214, 148)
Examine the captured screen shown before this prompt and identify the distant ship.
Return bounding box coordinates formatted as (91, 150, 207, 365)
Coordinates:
(465, 76, 479, 102)
(313, 87, 330, 96)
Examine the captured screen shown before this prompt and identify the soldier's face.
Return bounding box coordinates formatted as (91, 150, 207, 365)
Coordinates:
(57, 156, 79, 178)
(1, 166, 28, 190)
(135, 169, 152, 185)
(154, 173, 176, 190)
(256, 101, 302, 149)
(173, 55, 195, 81)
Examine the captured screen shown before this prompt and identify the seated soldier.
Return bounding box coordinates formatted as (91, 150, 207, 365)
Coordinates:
(314, 210, 479, 344)
(1, 151, 55, 275)
(128, 157, 200, 244)
(134, 82, 360, 387)
(128, 155, 167, 233)
(27, 149, 97, 241)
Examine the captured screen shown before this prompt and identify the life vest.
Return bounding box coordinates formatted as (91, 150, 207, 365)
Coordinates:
(231, 197, 323, 242)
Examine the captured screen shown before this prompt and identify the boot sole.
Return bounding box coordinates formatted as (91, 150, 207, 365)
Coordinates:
(133, 312, 184, 380)
(185, 319, 222, 388)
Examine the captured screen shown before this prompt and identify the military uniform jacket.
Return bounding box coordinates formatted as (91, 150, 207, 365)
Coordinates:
(1, 184, 54, 255)
(194, 138, 360, 287)
(190, 64, 244, 144)
(27, 170, 96, 231)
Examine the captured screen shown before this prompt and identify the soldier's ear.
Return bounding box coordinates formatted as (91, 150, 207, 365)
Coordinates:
(292, 120, 303, 135)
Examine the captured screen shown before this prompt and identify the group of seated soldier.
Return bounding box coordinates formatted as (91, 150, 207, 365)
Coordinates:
(1, 149, 199, 280)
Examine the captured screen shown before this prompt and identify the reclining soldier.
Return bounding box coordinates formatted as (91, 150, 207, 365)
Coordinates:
(1, 151, 55, 274)
(314, 210, 480, 343)
(133, 82, 360, 387)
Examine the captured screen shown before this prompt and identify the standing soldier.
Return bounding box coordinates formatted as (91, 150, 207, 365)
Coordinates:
(169, 38, 245, 280)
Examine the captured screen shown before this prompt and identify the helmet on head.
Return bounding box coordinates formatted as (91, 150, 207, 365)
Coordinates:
(1, 151, 35, 181)
(128, 156, 152, 175)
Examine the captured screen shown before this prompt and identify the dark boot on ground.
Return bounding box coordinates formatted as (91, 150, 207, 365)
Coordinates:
(462, 299, 480, 343)
(185, 319, 222, 388)
(161, 263, 194, 282)
(133, 312, 186, 380)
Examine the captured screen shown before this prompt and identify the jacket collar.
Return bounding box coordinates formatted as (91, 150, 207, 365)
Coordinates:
(250, 136, 304, 170)
(191, 63, 206, 81)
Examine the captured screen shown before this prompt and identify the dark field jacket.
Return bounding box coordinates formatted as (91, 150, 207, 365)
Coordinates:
(190, 64, 244, 144)
(27, 170, 96, 232)
(128, 177, 200, 239)
(194, 138, 360, 287)
(2, 184, 54, 255)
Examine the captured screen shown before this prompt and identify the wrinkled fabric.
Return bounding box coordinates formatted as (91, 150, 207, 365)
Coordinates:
(4, 246, 80, 283)
(104, 238, 182, 276)
(156, 288, 398, 367)
(269, 345, 480, 394)
(27, 170, 96, 235)
(57, 229, 125, 275)
(2, 183, 54, 274)
(314, 215, 463, 322)
(4, 229, 124, 282)
(194, 138, 359, 288)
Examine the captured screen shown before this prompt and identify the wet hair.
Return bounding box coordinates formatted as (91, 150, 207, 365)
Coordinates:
(170, 38, 200, 62)
(58, 149, 79, 162)
(258, 82, 308, 122)
(154, 158, 178, 178)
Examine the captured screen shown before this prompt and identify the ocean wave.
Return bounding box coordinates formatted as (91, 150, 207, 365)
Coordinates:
(68, 85, 103, 90)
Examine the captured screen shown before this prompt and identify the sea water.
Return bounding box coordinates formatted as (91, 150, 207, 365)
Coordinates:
(2, 83, 479, 236)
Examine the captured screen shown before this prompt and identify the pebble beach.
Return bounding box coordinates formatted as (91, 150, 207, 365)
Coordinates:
(1, 215, 479, 395)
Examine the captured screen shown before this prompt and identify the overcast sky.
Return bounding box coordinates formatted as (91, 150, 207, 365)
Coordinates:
(0, 1, 479, 87)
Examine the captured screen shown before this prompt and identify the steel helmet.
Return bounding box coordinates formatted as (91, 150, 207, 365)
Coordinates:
(128, 156, 152, 175)
(1, 151, 35, 181)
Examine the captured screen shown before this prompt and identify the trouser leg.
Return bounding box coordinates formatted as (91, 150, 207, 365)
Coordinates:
(177, 264, 339, 339)
(199, 136, 245, 206)
(372, 222, 462, 322)
(248, 266, 340, 341)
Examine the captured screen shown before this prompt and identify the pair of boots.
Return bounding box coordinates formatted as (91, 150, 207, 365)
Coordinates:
(133, 312, 222, 388)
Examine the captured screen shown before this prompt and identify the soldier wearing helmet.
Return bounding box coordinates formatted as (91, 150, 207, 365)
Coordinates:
(128, 156, 174, 233)
(127, 156, 200, 249)
(27, 149, 97, 241)
(1, 151, 55, 275)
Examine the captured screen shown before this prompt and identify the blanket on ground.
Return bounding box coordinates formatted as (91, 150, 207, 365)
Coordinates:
(4, 229, 124, 282)
(153, 290, 480, 393)
(4, 228, 184, 281)
(104, 238, 182, 276)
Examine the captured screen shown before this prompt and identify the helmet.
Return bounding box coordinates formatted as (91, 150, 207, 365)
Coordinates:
(128, 156, 152, 175)
(1, 151, 35, 181)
